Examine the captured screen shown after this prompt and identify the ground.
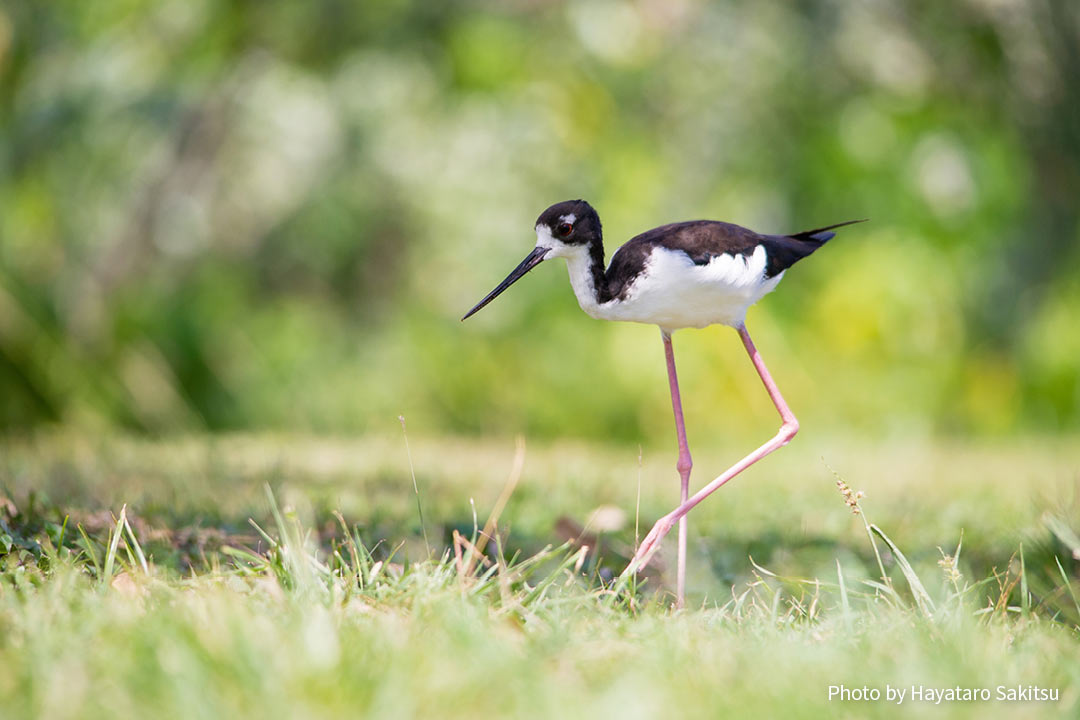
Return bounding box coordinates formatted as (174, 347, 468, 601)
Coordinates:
(1, 433, 1079, 719)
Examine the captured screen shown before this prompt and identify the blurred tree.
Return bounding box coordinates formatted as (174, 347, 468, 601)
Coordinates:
(0, 0, 1077, 439)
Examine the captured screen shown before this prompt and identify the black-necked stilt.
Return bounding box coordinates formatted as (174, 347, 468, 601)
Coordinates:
(463, 199, 864, 607)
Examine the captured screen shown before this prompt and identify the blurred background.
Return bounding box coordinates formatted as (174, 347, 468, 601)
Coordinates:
(1, 0, 1078, 447)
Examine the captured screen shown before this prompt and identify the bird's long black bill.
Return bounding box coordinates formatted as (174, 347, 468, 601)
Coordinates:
(462, 246, 550, 321)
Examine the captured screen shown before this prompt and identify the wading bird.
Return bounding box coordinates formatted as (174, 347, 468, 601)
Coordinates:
(462, 200, 863, 607)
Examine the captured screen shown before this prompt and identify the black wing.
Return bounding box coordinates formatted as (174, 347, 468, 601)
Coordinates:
(604, 218, 866, 300)
(604, 221, 770, 301)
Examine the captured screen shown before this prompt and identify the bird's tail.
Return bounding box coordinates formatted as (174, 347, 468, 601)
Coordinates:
(788, 218, 868, 245)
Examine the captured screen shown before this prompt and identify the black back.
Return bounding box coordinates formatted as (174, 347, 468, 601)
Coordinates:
(603, 219, 864, 301)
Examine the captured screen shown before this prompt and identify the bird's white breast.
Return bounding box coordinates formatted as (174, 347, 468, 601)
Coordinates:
(592, 245, 782, 332)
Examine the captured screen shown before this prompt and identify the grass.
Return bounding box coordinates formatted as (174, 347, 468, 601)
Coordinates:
(2, 432, 1080, 718)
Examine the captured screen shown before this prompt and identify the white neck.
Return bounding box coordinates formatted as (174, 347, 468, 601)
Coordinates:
(563, 247, 603, 317)
(535, 226, 606, 318)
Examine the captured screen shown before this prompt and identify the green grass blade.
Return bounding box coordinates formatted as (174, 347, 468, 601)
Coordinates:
(868, 524, 935, 618)
(122, 513, 149, 574)
(1054, 555, 1080, 622)
(76, 523, 100, 575)
(836, 559, 852, 632)
(1019, 543, 1030, 620)
(57, 515, 69, 552)
(102, 505, 127, 586)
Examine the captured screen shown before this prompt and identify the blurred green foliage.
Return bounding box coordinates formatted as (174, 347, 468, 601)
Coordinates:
(1, 0, 1078, 443)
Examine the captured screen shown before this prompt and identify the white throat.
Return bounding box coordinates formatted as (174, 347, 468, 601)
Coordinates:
(535, 226, 604, 318)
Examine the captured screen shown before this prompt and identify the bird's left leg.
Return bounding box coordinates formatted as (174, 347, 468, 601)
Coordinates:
(660, 331, 693, 609)
(625, 323, 799, 578)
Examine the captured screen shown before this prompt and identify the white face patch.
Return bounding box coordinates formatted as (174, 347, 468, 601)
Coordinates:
(535, 225, 573, 257)
(536, 215, 581, 258)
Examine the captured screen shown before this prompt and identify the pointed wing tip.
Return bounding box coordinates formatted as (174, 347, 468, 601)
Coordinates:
(834, 218, 870, 229)
(786, 217, 869, 245)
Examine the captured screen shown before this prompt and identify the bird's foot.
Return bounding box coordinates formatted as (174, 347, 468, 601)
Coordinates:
(625, 512, 678, 577)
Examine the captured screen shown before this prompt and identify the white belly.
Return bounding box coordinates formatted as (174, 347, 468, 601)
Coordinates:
(591, 245, 782, 332)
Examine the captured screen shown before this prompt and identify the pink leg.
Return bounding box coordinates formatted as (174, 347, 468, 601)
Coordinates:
(661, 332, 692, 609)
(627, 323, 799, 576)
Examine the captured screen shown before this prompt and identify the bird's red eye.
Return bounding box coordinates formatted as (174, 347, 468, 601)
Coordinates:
(556, 222, 573, 236)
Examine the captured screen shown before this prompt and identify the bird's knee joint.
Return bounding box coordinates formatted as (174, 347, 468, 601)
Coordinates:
(676, 455, 693, 475)
(779, 418, 799, 444)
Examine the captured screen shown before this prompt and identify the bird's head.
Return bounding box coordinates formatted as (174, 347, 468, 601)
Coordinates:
(462, 199, 601, 321)
(533, 199, 602, 258)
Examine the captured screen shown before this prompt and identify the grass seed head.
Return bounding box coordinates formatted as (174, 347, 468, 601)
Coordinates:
(938, 551, 962, 584)
(834, 478, 864, 515)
